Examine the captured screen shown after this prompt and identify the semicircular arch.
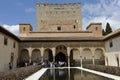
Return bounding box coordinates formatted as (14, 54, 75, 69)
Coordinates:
(20, 49, 29, 63)
(94, 48, 105, 65)
(70, 48, 80, 66)
(44, 48, 53, 62)
(31, 49, 41, 62)
(82, 48, 92, 64)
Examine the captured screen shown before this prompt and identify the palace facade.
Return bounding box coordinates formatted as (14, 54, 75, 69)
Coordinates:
(0, 3, 120, 71)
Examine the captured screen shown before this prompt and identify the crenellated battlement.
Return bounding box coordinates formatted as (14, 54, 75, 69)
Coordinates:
(36, 2, 81, 6)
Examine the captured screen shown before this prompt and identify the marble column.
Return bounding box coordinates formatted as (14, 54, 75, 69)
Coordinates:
(92, 56, 95, 65)
(79, 48, 83, 67)
(68, 56, 70, 67)
(67, 47, 70, 67)
(28, 47, 32, 63)
(80, 56, 82, 67)
(52, 47, 56, 62)
(41, 47, 44, 62)
(91, 48, 95, 65)
(103, 49, 108, 66)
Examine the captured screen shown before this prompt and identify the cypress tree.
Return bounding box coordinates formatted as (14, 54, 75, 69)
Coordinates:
(102, 29, 106, 36)
(105, 22, 112, 35)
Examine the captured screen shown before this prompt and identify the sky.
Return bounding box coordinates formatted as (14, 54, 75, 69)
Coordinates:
(0, 0, 120, 35)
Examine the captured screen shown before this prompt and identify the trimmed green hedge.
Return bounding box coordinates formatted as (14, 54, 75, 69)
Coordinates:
(83, 64, 120, 76)
(0, 65, 42, 80)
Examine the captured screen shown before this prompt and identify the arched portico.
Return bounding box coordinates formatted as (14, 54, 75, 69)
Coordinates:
(70, 48, 80, 66)
(94, 48, 105, 65)
(82, 48, 92, 65)
(44, 48, 53, 62)
(55, 45, 67, 66)
(20, 49, 29, 62)
(31, 49, 41, 63)
(19, 49, 29, 67)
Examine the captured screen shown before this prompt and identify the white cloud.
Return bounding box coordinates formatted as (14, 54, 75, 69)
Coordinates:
(25, 8, 35, 13)
(2, 24, 19, 36)
(117, 0, 120, 6)
(82, 0, 120, 31)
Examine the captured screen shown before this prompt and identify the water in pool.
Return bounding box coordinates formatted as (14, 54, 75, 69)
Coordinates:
(39, 68, 113, 80)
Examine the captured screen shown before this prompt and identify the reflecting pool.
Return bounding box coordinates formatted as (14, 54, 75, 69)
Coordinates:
(39, 68, 113, 80)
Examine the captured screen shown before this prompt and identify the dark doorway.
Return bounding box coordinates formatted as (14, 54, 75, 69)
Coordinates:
(55, 52, 67, 62)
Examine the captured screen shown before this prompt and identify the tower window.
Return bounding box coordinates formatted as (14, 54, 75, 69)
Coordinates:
(73, 25, 76, 29)
(96, 27, 98, 30)
(57, 26, 61, 31)
(23, 27, 26, 31)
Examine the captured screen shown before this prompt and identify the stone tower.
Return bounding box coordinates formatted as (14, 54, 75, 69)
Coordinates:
(36, 3, 82, 32)
(19, 24, 32, 37)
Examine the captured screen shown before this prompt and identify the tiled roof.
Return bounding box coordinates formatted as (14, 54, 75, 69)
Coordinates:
(103, 28, 120, 40)
(1, 25, 120, 42)
(19, 37, 103, 42)
(0, 26, 20, 41)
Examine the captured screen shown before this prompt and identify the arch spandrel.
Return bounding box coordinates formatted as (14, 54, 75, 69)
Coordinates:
(44, 48, 53, 62)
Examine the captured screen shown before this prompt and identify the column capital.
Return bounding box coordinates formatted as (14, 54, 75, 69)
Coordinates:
(40, 47, 44, 57)
(28, 47, 33, 57)
(67, 46, 70, 49)
(40, 47, 44, 49)
(51, 47, 55, 50)
(40, 47, 44, 62)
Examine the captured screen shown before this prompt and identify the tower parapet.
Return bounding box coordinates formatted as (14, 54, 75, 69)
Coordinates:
(36, 2, 81, 6)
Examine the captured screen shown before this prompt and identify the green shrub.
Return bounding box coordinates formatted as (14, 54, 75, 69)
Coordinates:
(0, 65, 42, 80)
(83, 64, 120, 76)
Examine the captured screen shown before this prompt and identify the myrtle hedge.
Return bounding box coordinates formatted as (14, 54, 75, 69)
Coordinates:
(83, 64, 120, 76)
(0, 65, 42, 80)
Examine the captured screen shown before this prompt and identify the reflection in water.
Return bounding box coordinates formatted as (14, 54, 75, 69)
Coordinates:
(39, 68, 113, 80)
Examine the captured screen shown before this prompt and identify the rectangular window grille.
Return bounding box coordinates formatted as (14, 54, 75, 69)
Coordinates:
(109, 41, 113, 48)
(4, 37, 8, 45)
(57, 26, 61, 31)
